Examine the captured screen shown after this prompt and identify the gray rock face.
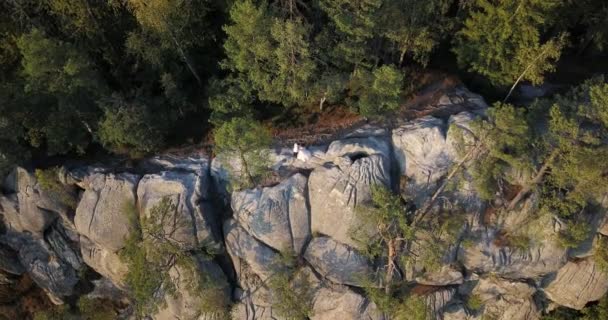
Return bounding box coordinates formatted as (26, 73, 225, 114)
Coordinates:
(230, 302, 279, 320)
(311, 286, 381, 320)
(458, 228, 567, 279)
(309, 144, 390, 247)
(45, 222, 83, 271)
(304, 237, 373, 287)
(543, 258, 608, 310)
(442, 304, 476, 320)
(225, 219, 282, 281)
(416, 266, 464, 286)
(3, 168, 69, 235)
(138, 171, 217, 250)
(427, 288, 458, 320)
(468, 277, 539, 320)
(74, 173, 139, 252)
(1, 232, 78, 304)
(324, 136, 390, 161)
(232, 173, 310, 254)
(80, 236, 128, 288)
(392, 117, 451, 204)
(0, 246, 24, 275)
(153, 256, 230, 320)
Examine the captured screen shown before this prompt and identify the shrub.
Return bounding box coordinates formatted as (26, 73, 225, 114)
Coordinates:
(268, 269, 315, 320)
(558, 221, 590, 249)
(119, 197, 230, 317)
(594, 236, 608, 273)
(214, 117, 271, 190)
(98, 98, 166, 156)
(466, 294, 483, 312)
(35, 167, 76, 209)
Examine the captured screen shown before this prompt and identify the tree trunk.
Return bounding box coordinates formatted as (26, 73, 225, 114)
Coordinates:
(414, 144, 480, 226)
(504, 42, 557, 103)
(237, 147, 255, 187)
(506, 149, 559, 211)
(169, 32, 203, 87)
(319, 95, 326, 111)
(385, 239, 396, 295)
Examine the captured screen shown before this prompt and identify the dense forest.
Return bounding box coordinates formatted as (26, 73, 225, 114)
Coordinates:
(3, 1, 608, 320)
(1, 0, 607, 175)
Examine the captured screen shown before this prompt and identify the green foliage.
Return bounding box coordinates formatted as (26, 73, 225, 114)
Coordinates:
(542, 294, 608, 319)
(453, 0, 564, 87)
(125, 0, 212, 86)
(351, 185, 410, 260)
(465, 102, 532, 200)
(558, 219, 590, 249)
(16, 28, 104, 155)
(465, 77, 608, 251)
(466, 294, 484, 312)
(594, 236, 608, 273)
(223, 0, 317, 107)
(33, 297, 115, 320)
(504, 232, 532, 252)
(351, 65, 404, 117)
(208, 76, 255, 125)
(214, 117, 271, 190)
(35, 167, 76, 209)
(76, 297, 116, 320)
(98, 96, 166, 155)
(33, 305, 74, 320)
(364, 287, 427, 320)
(120, 197, 229, 318)
(268, 269, 315, 320)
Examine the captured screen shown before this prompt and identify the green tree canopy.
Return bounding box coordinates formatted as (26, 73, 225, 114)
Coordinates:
(16, 28, 105, 154)
(453, 0, 565, 87)
(464, 76, 608, 248)
(214, 117, 272, 190)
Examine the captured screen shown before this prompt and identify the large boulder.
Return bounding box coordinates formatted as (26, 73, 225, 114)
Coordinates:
(458, 224, 566, 279)
(74, 173, 139, 252)
(153, 257, 231, 320)
(224, 219, 282, 281)
(543, 258, 608, 310)
(426, 288, 458, 320)
(80, 236, 128, 288)
(392, 117, 451, 204)
(1, 232, 78, 304)
(309, 138, 391, 247)
(2, 168, 72, 235)
(137, 171, 218, 250)
(304, 237, 373, 287)
(311, 286, 382, 320)
(464, 277, 539, 320)
(232, 173, 310, 254)
(45, 222, 83, 271)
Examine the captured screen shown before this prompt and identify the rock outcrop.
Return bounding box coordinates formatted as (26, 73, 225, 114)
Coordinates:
(80, 236, 128, 287)
(543, 258, 608, 310)
(304, 236, 373, 287)
(4, 85, 608, 319)
(463, 277, 539, 320)
(138, 170, 217, 250)
(232, 173, 310, 254)
(224, 219, 282, 281)
(309, 137, 391, 248)
(74, 173, 139, 252)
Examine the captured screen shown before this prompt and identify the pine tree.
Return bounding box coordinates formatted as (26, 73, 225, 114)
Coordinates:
(453, 0, 565, 88)
(214, 117, 271, 190)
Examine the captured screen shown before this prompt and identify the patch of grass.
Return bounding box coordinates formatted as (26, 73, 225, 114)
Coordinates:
(35, 167, 76, 209)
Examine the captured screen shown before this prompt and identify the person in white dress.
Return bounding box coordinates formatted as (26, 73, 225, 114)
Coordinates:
(297, 145, 312, 162)
(293, 143, 299, 157)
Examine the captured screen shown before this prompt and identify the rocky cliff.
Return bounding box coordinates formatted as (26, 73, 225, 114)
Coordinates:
(1, 86, 607, 320)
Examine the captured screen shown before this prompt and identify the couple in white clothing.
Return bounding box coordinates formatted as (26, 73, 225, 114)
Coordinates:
(293, 143, 312, 162)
